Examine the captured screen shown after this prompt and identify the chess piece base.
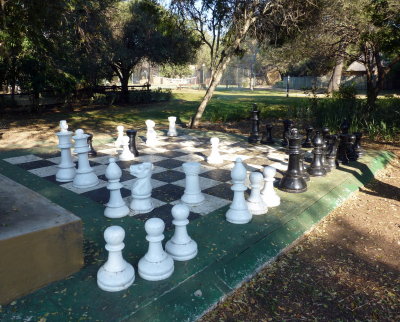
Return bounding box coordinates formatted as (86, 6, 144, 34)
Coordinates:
(130, 197, 154, 214)
(165, 239, 198, 261)
(56, 167, 76, 182)
(104, 205, 130, 219)
(226, 208, 252, 224)
(73, 172, 99, 189)
(181, 193, 205, 206)
(97, 263, 135, 292)
(279, 176, 307, 193)
(246, 201, 268, 215)
(262, 195, 281, 208)
(138, 256, 174, 281)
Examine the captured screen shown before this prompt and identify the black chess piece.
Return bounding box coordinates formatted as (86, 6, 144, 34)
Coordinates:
(302, 126, 314, 148)
(279, 128, 307, 193)
(248, 104, 261, 143)
(307, 131, 327, 177)
(326, 134, 340, 168)
(281, 119, 294, 147)
(340, 119, 351, 134)
(337, 134, 350, 164)
(260, 123, 274, 144)
(87, 133, 97, 157)
(353, 132, 364, 157)
(126, 129, 139, 157)
(347, 134, 358, 161)
(321, 127, 331, 172)
(299, 149, 310, 181)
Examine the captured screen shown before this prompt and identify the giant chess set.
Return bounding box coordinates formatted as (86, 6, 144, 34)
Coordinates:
(1, 105, 365, 293)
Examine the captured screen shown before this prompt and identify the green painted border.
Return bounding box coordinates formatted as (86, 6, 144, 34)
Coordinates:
(0, 133, 394, 321)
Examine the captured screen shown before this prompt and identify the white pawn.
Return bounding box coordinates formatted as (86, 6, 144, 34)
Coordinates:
(261, 166, 281, 207)
(115, 125, 124, 148)
(130, 162, 154, 214)
(246, 172, 268, 215)
(104, 158, 130, 218)
(97, 226, 135, 292)
(226, 158, 252, 224)
(138, 218, 174, 281)
(181, 162, 205, 205)
(145, 120, 157, 146)
(56, 120, 76, 182)
(167, 116, 177, 136)
(73, 129, 99, 188)
(207, 137, 223, 164)
(119, 136, 135, 161)
(165, 204, 198, 261)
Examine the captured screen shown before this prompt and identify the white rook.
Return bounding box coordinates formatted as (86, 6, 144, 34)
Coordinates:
(226, 158, 252, 224)
(167, 116, 177, 136)
(181, 162, 205, 205)
(165, 204, 198, 261)
(97, 226, 135, 292)
(73, 129, 99, 189)
(138, 218, 174, 281)
(56, 120, 76, 182)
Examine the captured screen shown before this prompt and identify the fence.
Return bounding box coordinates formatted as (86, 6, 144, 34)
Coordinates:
(274, 76, 368, 91)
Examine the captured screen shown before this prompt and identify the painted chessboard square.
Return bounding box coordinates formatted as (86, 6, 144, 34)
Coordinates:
(134, 203, 200, 231)
(174, 153, 205, 163)
(121, 178, 167, 190)
(35, 151, 60, 159)
(17, 159, 57, 170)
(60, 179, 108, 194)
(82, 187, 131, 204)
(98, 170, 135, 182)
(155, 150, 187, 158)
(28, 165, 59, 177)
(4, 154, 43, 165)
(115, 160, 141, 170)
(172, 176, 220, 190)
(202, 183, 233, 200)
(152, 169, 186, 183)
(42, 175, 68, 185)
(153, 158, 185, 169)
(152, 183, 185, 203)
(199, 168, 232, 182)
(171, 194, 230, 216)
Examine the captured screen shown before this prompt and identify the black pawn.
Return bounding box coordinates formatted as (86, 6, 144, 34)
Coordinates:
(340, 119, 351, 134)
(321, 127, 331, 172)
(126, 129, 139, 157)
(261, 123, 274, 144)
(307, 131, 327, 177)
(347, 134, 358, 161)
(279, 128, 307, 193)
(326, 135, 340, 168)
(87, 133, 97, 157)
(299, 149, 310, 181)
(302, 126, 314, 148)
(337, 134, 350, 164)
(281, 119, 294, 147)
(353, 132, 364, 157)
(248, 104, 261, 143)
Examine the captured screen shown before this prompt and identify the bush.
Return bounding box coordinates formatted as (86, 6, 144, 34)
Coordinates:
(332, 83, 357, 100)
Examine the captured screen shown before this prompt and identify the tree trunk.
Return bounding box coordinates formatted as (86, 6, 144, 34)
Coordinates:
(327, 57, 344, 93)
(120, 69, 130, 103)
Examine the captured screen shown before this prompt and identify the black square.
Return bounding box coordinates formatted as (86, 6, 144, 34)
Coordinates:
(43, 175, 67, 185)
(161, 144, 183, 151)
(17, 160, 57, 170)
(35, 152, 60, 159)
(203, 183, 233, 200)
(244, 157, 269, 167)
(152, 169, 186, 183)
(153, 158, 184, 169)
(115, 160, 140, 170)
(98, 170, 134, 182)
(155, 150, 186, 158)
(199, 169, 231, 182)
(81, 187, 131, 204)
(134, 204, 200, 231)
(152, 184, 184, 203)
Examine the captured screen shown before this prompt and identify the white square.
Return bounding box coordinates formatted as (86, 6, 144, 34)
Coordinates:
(90, 155, 114, 165)
(269, 162, 288, 171)
(97, 148, 118, 155)
(60, 179, 107, 194)
(47, 156, 77, 164)
(3, 154, 43, 164)
(28, 165, 59, 177)
(174, 154, 205, 163)
(171, 194, 230, 215)
(136, 155, 167, 163)
(172, 176, 220, 190)
(174, 164, 214, 174)
(121, 178, 167, 190)
(92, 164, 108, 175)
(223, 154, 252, 162)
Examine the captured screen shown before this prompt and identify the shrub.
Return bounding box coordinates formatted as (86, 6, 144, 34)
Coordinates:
(332, 83, 357, 100)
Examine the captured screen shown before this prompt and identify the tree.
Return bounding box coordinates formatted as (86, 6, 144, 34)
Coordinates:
(105, 0, 200, 102)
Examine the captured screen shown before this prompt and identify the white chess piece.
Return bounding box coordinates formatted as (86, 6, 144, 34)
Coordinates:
(167, 116, 177, 136)
(207, 137, 223, 164)
(73, 129, 99, 188)
(115, 125, 124, 148)
(104, 158, 130, 218)
(56, 120, 76, 182)
(246, 172, 268, 215)
(119, 136, 135, 161)
(226, 158, 252, 224)
(138, 218, 174, 281)
(145, 120, 157, 146)
(129, 162, 154, 214)
(97, 226, 135, 292)
(181, 162, 205, 205)
(165, 204, 198, 261)
(261, 166, 281, 207)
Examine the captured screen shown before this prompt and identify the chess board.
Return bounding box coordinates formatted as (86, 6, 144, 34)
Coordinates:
(2, 132, 291, 230)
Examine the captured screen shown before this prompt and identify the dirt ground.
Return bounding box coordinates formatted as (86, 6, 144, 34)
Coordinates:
(198, 124, 400, 321)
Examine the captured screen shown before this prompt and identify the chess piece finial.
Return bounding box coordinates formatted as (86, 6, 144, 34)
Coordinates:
(60, 120, 68, 132)
(261, 166, 281, 207)
(97, 226, 135, 292)
(226, 158, 252, 224)
(165, 204, 198, 261)
(138, 218, 174, 281)
(104, 158, 130, 218)
(247, 171, 268, 215)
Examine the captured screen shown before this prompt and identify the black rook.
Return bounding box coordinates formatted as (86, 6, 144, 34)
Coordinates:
(248, 104, 261, 143)
(126, 129, 139, 157)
